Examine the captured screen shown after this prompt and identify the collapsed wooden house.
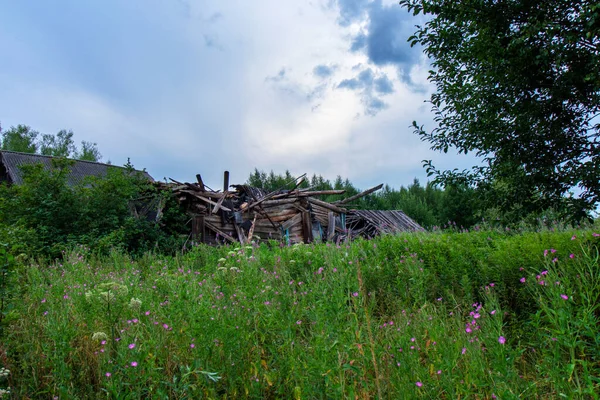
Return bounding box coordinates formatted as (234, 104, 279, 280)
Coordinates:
(157, 171, 424, 245)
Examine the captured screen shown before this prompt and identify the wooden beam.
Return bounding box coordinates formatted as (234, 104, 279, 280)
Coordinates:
(334, 184, 383, 205)
(196, 174, 206, 192)
(308, 198, 346, 214)
(223, 171, 230, 192)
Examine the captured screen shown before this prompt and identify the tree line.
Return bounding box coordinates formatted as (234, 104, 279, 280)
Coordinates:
(1, 123, 101, 162)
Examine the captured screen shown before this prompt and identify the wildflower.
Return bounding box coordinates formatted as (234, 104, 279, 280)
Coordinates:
(560, 294, 569, 300)
(352, 292, 359, 297)
(105, 372, 111, 378)
(130, 361, 138, 367)
(92, 332, 108, 341)
(190, 343, 195, 348)
(498, 336, 506, 344)
(569, 253, 575, 259)
(145, 311, 150, 316)
(163, 324, 169, 330)
(41, 298, 46, 303)
(541, 270, 548, 275)
(128, 297, 142, 311)
(128, 343, 136, 349)
(296, 320, 302, 325)
(571, 235, 576, 240)
(416, 382, 423, 387)
(437, 370, 442, 375)
(520, 277, 526, 283)
(462, 347, 467, 355)
(490, 310, 496, 315)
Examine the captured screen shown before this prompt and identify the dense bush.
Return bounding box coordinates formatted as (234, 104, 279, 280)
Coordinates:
(0, 159, 188, 258)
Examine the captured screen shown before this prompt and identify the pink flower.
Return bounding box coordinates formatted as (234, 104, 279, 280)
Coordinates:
(130, 361, 138, 367)
(352, 292, 359, 297)
(490, 310, 496, 315)
(416, 382, 423, 387)
(560, 294, 569, 300)
(520, 277, 526, 283)
(128, 343, 136, 349)
(541, 270, 548, 275)
(437, 370, 441, 375)
(296, 320, 302, 325)
(105, 372, 111, 378)
(569, 254, 575, 259)
(145, 311, 150, 315)
(498, 336, 506, 344)
(461, 347, 467, 355)
(190, 343, 195, 348)
(571, 235, 577, 240)
(163, 324, 169, 330)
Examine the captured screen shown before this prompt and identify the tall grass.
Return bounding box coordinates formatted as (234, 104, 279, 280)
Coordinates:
(1, 229, 599, 398)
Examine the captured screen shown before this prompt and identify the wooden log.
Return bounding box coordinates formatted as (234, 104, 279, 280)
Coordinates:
(204, 221, 237, 243)
(308, 198, 346, 214)
(334, 184, 383, 205)
(223, 171, 230, 192)
(281, 213, 303, 231)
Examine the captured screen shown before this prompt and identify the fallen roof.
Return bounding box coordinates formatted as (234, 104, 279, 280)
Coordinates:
(0, 150, 153, 186)
(346, 209, 425, 238)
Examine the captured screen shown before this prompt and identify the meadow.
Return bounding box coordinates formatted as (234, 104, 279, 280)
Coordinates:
(1, 228, 599, 399)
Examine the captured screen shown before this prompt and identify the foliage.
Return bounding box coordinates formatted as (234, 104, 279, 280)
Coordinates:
(0, 123, 101, 161)
(0, 159, 187, 258)
(399, 0, 600, 222)
(3, 229, 599, 398)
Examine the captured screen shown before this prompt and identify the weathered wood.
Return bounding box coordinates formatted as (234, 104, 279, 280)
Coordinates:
(327, 212, 336, 241)
(204, 221, 237, 243)
(309, 198, 346, 214)
(301, 211, 313, 243)
(281, 213, 302, 231)
(196, 174, 206, 192)
(223, 171, 230, 192)
(193, 195, 232, 212)
(212, 191, 230, 214)
(334, 184, 383, 205)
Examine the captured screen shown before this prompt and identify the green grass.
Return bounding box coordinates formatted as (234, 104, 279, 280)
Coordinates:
(1, 229, 599, 399)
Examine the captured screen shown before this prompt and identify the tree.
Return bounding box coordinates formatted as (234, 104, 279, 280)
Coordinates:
(0, 123, 101, 162)
(400, 0, 600, 221)
(0, 124, 39, 153)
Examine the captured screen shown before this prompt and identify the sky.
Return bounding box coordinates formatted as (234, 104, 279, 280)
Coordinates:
(0, 0, 476, 190)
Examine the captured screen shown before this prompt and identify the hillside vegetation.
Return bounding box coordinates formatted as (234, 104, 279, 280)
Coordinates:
(1, 229, 598, 398)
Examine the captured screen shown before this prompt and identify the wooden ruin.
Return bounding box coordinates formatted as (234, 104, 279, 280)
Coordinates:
(156, 171, 423, 245)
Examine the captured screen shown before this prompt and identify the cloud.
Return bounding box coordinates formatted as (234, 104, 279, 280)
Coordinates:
(374, 75, 394, 94)
(333, 0, 423, 82)
(336, 67, 394, 116)
(335, 0, 371, 26)
(313, 64, 336, 78)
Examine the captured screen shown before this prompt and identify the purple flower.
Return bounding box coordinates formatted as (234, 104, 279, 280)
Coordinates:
(190, 343, 195, 348)
(490, 310, 496, 315)
(461, 347, 467, 355)
(128, 343, 136, 349)
(296, 320, 302, 325)
(498, 336, 506, 344)
(130, 361, 138, 367)
(352, 292, 359, 297)
(105, 372, 111, 378)
(415, 382, 423, 387)
(560, 294, 569, 300)
(520, 277, 526, 283)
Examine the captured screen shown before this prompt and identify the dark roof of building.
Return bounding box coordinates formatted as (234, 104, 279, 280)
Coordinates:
(346, 209, 425, 237)
(0, 150, 153, 186)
